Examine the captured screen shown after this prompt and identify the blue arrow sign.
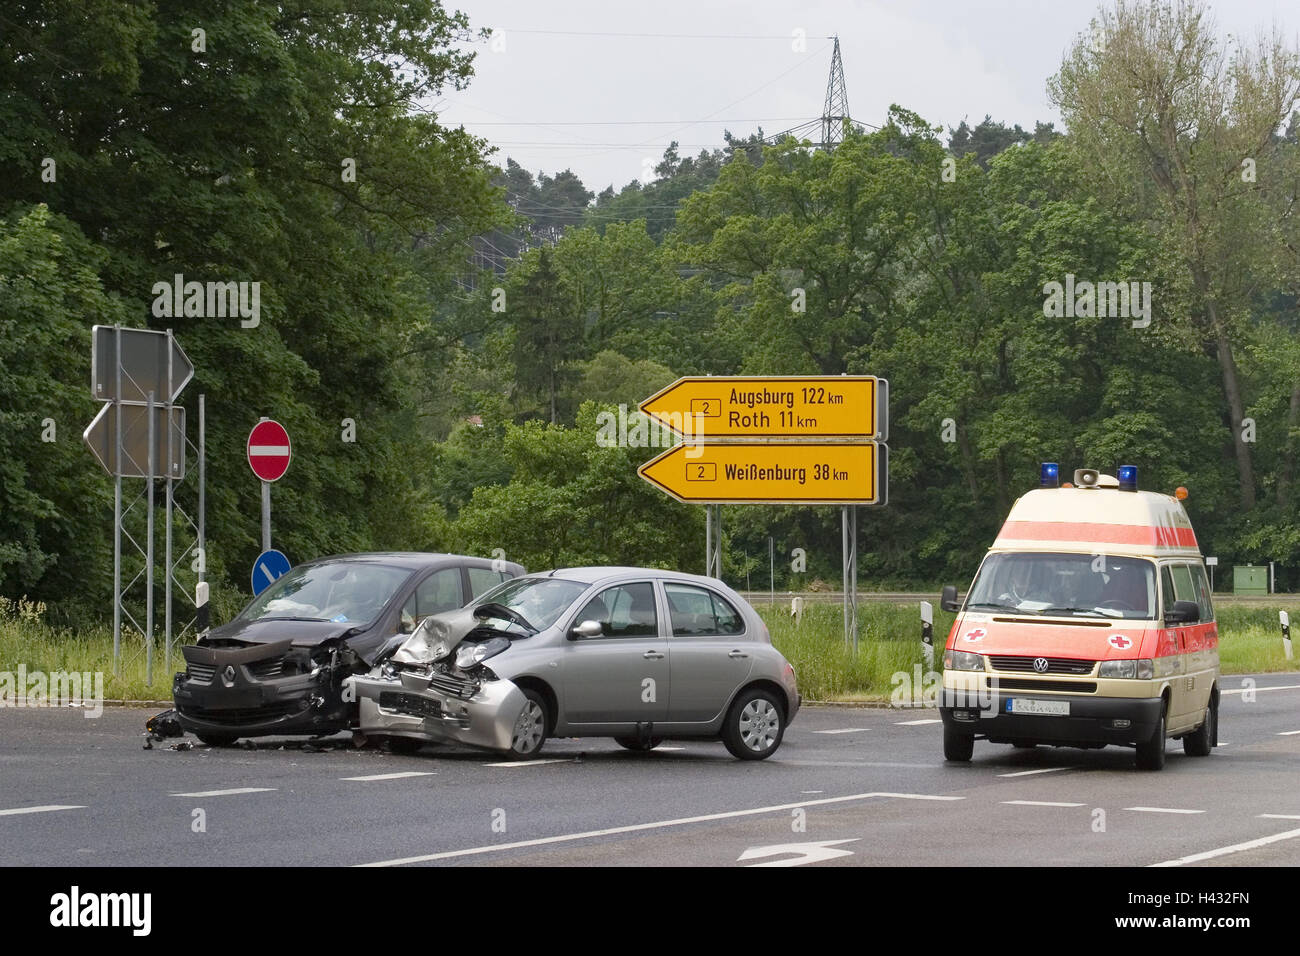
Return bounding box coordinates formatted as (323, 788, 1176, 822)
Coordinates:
(251, 549, 291, 596)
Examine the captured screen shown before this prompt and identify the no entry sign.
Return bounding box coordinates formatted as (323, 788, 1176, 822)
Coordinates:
(247, 419, 291, 482)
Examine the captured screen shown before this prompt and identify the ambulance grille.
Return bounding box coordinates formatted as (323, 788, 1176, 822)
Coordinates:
(989, 656, 1094, 675)
(996, 678, 1097, 694)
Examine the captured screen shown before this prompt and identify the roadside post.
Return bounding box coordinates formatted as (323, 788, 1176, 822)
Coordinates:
(83, 325, 200, 680)
(1206, 555, 1217, 591)
(247, 418, 291, 556)
(1283, 611, 1293, 661)
(920, 600, 934, 669)
(638, 375, 889, 650)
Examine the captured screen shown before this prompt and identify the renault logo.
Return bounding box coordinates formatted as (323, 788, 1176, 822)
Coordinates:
(222, 664, 237, 686)
(1032, 657, 1050, 673)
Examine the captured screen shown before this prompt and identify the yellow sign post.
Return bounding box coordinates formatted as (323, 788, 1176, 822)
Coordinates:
(636, 375, 890, 651)
(637, 442, 884, 505)
(639, 376, 886, 440)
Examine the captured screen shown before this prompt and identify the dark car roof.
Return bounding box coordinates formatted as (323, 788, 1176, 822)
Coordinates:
(297, 552, 523, 572)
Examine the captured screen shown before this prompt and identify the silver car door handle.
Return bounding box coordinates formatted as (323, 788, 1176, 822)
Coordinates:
(728, 650, 749, 659)
(643, 651, 665, 660)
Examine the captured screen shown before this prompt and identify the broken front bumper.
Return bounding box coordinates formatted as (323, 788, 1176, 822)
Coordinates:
(173, 640, 351, 737)
(352, 667, 527, 753)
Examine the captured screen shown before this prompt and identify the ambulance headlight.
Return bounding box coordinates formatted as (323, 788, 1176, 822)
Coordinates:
(943, 650, 984, 671)
(1099, 659, 1153, 679)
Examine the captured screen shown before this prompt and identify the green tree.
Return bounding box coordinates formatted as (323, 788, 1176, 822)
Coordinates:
(1050, 0, 1300, 509)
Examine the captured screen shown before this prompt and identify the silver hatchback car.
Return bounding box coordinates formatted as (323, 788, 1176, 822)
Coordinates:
(350, 567, 800, 760)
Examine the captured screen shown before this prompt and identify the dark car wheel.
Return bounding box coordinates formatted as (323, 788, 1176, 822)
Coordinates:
(943, 723, 974, 762)
(722, 688, 785, 760)
(614, 736, 663, 752)
(1183, 693, 1217, 757)
(508, 690, 548, 759)
(1136, 703, 1167, 771)
(197, 733, 239, 747)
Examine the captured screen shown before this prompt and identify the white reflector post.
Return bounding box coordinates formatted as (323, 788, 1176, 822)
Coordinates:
(196, 581, 210, 635)
(1282, 611, 1292, 662)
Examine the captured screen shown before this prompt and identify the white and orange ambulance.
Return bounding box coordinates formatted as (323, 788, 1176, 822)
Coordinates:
(938, 464, 1219, 770)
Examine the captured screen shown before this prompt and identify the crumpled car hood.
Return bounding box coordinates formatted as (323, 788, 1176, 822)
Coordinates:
(391, 607, 480, 664)
(389, 606, 525, 664)
(201, 617, 361, 649)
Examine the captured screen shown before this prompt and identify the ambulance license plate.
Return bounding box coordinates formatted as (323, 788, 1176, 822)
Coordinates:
(1007, 698, 1069, 716)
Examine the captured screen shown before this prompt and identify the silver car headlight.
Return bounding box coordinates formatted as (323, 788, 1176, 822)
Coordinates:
(454, 636, 510, 670)
(943, 650, 984, 671)
(1099, 659, 1153, 679)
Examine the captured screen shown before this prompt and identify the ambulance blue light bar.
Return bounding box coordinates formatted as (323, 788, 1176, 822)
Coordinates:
(1118, 464, 1138, 492)
(1040, 463, 1060, 488)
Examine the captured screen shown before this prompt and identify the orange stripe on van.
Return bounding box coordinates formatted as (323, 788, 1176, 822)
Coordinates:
(997, 521, 1197, 549)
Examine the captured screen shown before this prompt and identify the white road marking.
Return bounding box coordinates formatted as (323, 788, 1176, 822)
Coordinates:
(341, 772, 436, 782)
(0, 805, 85, 817)
(170, 788, 276, 797)
(801, 790, 825, 794)
(357, 791, 963, 867)
(814, 728, 870, 735)
(1276, 730, 1300, 736)
(1002, 800, 1085, 808)
(998, 766, 1073, 777)
(1125, 806, 1205, 814)
(482, 758, 573, 768)
(1152, 827, 1300, 867)
(656, 746, 686, 751)
(738, 838, 859, 867)
(1220, 683, 1300, 695)
(895, 718, 941, 726)
(1258, 814, 1300, 820)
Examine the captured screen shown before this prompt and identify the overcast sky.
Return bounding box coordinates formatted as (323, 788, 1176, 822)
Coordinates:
(431, 0, 1297, 195)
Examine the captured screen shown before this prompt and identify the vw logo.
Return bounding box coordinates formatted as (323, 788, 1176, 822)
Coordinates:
(1032, 657, 1050, 673)
(222, 664, 237, 686)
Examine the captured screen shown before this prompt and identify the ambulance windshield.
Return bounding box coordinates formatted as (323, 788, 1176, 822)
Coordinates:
(965, 552, 1157, 620)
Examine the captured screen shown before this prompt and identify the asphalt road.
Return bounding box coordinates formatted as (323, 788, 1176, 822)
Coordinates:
(2, 674, 1298, 867)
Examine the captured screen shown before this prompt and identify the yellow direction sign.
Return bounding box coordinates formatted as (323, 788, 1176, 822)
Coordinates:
(638, 442, 886, 505)
(639, 376, 886, 440)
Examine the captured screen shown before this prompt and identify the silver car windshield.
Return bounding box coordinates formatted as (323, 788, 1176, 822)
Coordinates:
(472, 577, 588, 631)
(965, 552, 1157, 620)
(237, 562, 412, 627)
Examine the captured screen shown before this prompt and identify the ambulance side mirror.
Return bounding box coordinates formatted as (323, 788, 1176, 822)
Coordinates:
(940, 585, 962, 613)
(1164, 600, 1199, 625)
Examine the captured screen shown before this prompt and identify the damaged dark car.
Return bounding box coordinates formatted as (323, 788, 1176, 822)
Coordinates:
(172, 553, 525, 745)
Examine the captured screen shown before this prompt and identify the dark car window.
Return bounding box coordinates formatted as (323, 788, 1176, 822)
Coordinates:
(665, 583, 744, 636)
(1161, 565, 1176, 617)
(238, 562, 411, 627)
(1190, 564, 1214, 622)
(468, 567, 512, 598)
(1171, 563, 1199, 622)
(404, 568, 463, 622)
(575, 583, 658, 638)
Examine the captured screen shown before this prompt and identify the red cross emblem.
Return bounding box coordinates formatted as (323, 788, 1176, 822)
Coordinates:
(965, 628, 986, 642)
(1109, 634, 1132, 649)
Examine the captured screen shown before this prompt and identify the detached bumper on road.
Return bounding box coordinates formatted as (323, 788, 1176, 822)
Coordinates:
(352, 669, 527, 752)
(940, 689, 1163, 746)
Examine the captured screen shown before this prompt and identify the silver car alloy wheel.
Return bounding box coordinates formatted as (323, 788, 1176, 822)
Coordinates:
(512, 700, 544, 754)
(739, 698, 780, 752)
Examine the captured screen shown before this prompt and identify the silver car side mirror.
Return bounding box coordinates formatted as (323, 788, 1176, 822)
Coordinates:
(570, 620, 603, 640)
